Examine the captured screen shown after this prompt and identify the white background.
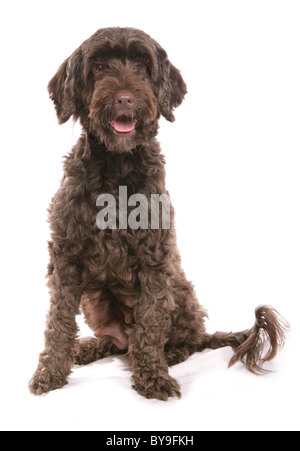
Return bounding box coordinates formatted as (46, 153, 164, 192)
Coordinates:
(0, 0, 299, 431)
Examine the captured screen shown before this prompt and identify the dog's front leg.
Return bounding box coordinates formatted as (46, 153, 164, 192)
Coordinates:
(129, 324, 181, 401)
(128, 270, 181, 401)
(29, 260, 81, 395)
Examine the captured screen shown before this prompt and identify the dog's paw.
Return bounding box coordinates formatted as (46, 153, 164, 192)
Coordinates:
(133, 373, 181, 401)
(28, 366, 67, 396)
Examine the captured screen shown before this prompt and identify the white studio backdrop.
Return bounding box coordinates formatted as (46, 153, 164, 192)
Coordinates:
(0, 0, 299, 431)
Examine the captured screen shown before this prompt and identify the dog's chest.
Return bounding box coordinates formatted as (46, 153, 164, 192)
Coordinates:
(56, 146, 168, 273)
(65, 154, 160, 257)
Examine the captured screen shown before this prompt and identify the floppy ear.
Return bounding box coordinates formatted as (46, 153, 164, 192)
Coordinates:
(156, 48, 187, 122)
(48, 48, 83, 124)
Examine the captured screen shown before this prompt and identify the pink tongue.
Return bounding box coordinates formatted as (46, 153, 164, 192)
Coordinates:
(113, 119, 136, 133)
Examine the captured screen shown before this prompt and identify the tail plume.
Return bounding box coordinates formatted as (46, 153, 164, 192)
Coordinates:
(202, 305, 289, 373)
(229, 305, 289, 373)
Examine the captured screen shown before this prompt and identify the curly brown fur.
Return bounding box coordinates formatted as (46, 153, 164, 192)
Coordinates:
(29, 27, 289, 400)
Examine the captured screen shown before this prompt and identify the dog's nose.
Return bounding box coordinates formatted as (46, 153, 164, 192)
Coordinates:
(114, 91, 136, 110)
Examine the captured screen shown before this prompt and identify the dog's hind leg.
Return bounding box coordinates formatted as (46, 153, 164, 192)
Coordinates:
(74, 337, 125, 365)
(164, 344, 197, 367)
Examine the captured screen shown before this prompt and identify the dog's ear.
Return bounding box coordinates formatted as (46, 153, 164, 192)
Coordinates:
(155, 47, 187, 122)
(48, 49, 83, 124)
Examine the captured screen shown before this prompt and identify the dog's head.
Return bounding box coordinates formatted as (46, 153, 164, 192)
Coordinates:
(48, 27, 187, 152)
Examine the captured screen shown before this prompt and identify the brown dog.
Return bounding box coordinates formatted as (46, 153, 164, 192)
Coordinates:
(29, 27, 288, 400)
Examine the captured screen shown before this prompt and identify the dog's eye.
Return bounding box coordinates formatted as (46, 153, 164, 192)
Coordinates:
(139, 65, 147, 73)
(136, 62, 147, 73)
(92, 64, 103, 75)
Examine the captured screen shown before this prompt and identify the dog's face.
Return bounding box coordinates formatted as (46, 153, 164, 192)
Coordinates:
(48, 28, 187, 152)
(87, 57, 159, 152)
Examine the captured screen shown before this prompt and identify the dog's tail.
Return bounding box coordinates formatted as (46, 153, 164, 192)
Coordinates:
(200, 305, 289, 373)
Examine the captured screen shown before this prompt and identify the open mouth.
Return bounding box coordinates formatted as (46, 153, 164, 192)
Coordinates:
(111, 116, 137, 136)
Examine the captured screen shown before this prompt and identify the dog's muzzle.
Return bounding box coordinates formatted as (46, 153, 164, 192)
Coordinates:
(111, 91, 137, 136)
